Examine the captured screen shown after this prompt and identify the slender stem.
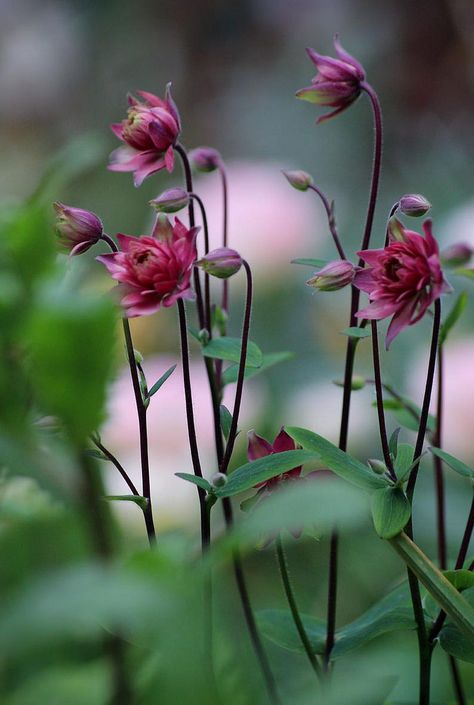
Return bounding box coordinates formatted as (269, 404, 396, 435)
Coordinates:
(90, 436, 140, 496)
(371, 321, 396, 481)
(175, 143, 205, 329)
(308, 184, 346, 260)
(100, 233, 118, 252)
(190, 192, 211, 335)
(122, 320, 156, 544)
(220, 260, 253, 475)
(275, 535, 322, 679)
(359, 82, 383, 256)
(433, 345, 447, 568)
(407, 568, 432, 705)
(449, 657, 467, 705)
(176, 299, 210, 549)
(323, 530, 339, 670)
(219, 162, 229, 314)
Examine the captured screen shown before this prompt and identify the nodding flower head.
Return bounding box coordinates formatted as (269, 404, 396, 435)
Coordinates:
(96, 216, 198, 317)
(53, 202, 103, 256)
(306, 260, 358, 292)
(197, 248, 243, 279)
(247, 428, 302, 492)
(296, 35, 365, 123)
(188, 146, 222, 173)
(109, 84, 181, 187)
(354, 219, 451, 348)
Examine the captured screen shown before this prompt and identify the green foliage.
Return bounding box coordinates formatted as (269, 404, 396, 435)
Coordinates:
(438, 291, 468, 346)
(439, 586, 474, 663)
(371, 487, 411, 539)
(340, 326, 371, 339)
(428, 447, 473, 480)
(146, 363, 177, 399)
(291, 258, 329, 268)
(175, 473, 212, 491)
(219, 404, 233, 440)
(374, 397, 436, 434)
(202, 336, 263, 367)
(105, 495, 148, 510)
(222, 351, 293, 385)
(393, 443, 414, 482)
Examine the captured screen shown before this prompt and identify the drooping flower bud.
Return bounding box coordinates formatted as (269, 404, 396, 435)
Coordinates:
(53, 202, 103, 256)
(399, 194, 431, 218)
(197, 248, 242, 279)
(188, 146, 221, 173)
(440, 243, 473, 268)
(306, 260, 357, 292)
(282, 170, 313, 191)
(149, 187, 190, 213)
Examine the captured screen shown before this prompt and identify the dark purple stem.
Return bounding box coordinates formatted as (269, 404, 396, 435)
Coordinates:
(433, 345, 447, 569)
(219, 162, 229, 314)
(371, 320, 397, 481)
(90, 436, 140, 497)
(175, 143, 205, 329)
(189, 192, 211, 335)
(308, 184, 346, 260)
(176, 299, 209, 549)
(359, 82, 383, 256)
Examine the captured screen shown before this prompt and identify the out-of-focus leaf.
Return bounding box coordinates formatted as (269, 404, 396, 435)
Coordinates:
(222, 351, 293, 385)
(425, 569, 474, 619)
(428, 447, 473, 480)
(5, 661, 109, 705)
(389, 427, 401, 459)
(439, 292, 468, 346)
(202, 337, 262, 368)
(374, 398, 435, 435)
(394, 443, 414, 482)
(439, 586, 474, 663)
(219, 405, 233, 440)
(175, 473, 212, 491)
(340, 327, 371, 339)
(105, 495, 148, 510)
(291, 258, 329, 268)
(286, 427, 386, 491)
(371, 487, 411, 539)
(453, 267, 474, 280)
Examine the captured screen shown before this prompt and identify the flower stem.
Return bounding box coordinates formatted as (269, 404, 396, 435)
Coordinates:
(218, 161, 229, 314)
(371, 320, 397, 481)
(189, 192, 211, 335)
(432, 345, 447, 569)
(359, 82, 383, 255)
(308, 184, 346, 260)
(176, 299, 210, 549)
(175, 142, 205, 329)
(90, 436, 140, 496)
(275, 534, 322, 680)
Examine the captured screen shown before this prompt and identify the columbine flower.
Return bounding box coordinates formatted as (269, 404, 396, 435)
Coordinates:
(96, 216, 198, 317)
(306, 260, 358, 291)
(53, 202, 103, 256)
(248, 428, 302, 492)
(197, 248, 242, 279)
(399, 194, 431, 218)
(149, 187, 189, 213)
(354, 219, 451, 348)
(109, 84, 181, 187)
(282, 170, 313, 192)
(188, 146, 221, 173)
(296, 35, 365, 123)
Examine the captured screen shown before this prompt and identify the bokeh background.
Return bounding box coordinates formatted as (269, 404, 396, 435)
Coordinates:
(1, 1, 473, 700)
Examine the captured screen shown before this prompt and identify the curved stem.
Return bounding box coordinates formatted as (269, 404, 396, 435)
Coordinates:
(308, 184, 346, 260)
(371, 321, 397, 481)
(384, 201, 400, 247)
(275, 535, 322, 679)
(90, 436, 140, 496)
(176, 299, 209, 549)
(433, 345, 447, 568)
(219, 162, 229, 314)
(175, 143, 205, 329)
(190, 192, 211, 335)
(359, 82, 383, 256)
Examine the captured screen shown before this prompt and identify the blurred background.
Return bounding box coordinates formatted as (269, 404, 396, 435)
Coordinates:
(1, 1, 473, 700)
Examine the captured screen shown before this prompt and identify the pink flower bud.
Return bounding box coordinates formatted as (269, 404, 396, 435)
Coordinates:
(188, 146, 221, 173)
(440, 243, 473, 268)
(306, 260, 357, 291)
(53, 202, 103, 256)
(282, 170, 313, 191)
(149, 187, 189, 213)
(399, 194, 431, 217)
(197, 247, 242, 279)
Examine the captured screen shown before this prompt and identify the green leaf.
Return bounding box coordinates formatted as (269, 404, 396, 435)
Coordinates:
(439, 586, 474, 663)
(202, 337, 263, 368)
(175, 473, 212, 492)
(375, 398, 435, 434)
(390, 532, 474, 640)
(424, 569, 474, 619)
(428, 447, 473, 480)
(222, 351, 294, 385)
(146, 364, 177, 399)
(219, 405, 233, 441)
(84, 449, 109, 462)
(389, 427, 401, 459)
(286, 427, 387, 491)
(105, 495, 148, 511)
(257, 583, 414, 659)
(439, 292, 468, 346)
(394, 443, 414, 482)
(340, 327, 371, 339)
(291, 258, 329, 268)
(453, 267, 474, 280)
(187, 326, 201, 342)
(371, 487, 411, 539)
(214, 450, 316, 498)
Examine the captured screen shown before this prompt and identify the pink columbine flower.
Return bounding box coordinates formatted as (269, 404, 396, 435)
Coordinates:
(96, 216, 198, 317)
(248, 428, 302, 491)
(354, 218, 451, 348)
(296, 35, 365, 123)
(108, 84, 181, 187)
(306, 260, 358, 291)
(53, 202, 103, 256)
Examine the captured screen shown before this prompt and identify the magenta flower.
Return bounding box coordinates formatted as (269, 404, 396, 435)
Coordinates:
(248, 428, 302, 491)
(109, 84, 181, 187)
(96, 216, 198, 317)
(53, 202, 103, 256)
(354, 219, 451, 348)
(296, 36, 365, 123)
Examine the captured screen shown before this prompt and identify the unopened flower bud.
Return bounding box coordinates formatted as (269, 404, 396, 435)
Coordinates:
(198, 248, 242, 279)
(53, 202, 103, 256)
(211, 472, 227, 488)
(306, 260, 357, 292)
(440, 243, 473, 268)
(149, 187, 189, 213)
(399, 194, 431, 218)
(188, 146, 221, 173)
(367, 459, 387, 475)
(282, 170, 313, 192)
